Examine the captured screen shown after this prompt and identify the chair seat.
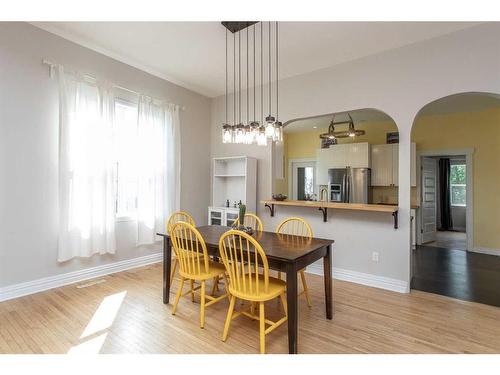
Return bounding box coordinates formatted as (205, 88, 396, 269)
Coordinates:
(179, 260, 226, 281)
(228, 275, 286, 302)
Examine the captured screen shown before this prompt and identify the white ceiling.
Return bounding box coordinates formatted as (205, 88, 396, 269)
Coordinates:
(32, 22, 480, 98)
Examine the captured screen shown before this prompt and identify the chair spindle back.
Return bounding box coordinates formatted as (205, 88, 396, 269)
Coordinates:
(218, 230, 269, 296)
(170, 222, 209, 278)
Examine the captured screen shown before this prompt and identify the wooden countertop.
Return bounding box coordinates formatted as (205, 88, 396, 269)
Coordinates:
(261, 199, 398, 213)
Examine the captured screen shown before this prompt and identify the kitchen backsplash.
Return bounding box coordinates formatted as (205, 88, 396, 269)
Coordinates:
(372, 186, 417, 205)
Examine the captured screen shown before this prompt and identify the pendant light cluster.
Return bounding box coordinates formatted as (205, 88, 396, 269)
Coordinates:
(221, 22, 282, 146)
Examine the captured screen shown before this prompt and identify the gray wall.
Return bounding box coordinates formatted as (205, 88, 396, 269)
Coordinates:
(0, 22, 211, 287)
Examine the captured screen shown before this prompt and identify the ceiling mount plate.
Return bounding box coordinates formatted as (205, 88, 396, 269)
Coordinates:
(222, 21, 258, 33)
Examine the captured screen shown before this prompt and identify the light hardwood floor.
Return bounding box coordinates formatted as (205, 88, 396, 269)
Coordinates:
(1, 263, 500, 354)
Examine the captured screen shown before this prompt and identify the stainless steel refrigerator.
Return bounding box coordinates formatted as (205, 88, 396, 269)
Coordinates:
(328, 167, 371, 203)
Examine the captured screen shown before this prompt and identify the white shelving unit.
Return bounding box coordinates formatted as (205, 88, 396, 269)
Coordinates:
(209, 156, 257, 226)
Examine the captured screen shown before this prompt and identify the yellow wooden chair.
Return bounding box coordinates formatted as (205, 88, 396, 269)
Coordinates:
(276, 217, 313, 307)
(170, 221, 228, 328)
(219, 230, 287, 354)
(232, 213, 264, 231)
(167, 211, 195, 287)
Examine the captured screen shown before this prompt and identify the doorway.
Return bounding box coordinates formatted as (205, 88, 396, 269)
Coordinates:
(417, 151, 472, 251)
(289, 159, 316, 200)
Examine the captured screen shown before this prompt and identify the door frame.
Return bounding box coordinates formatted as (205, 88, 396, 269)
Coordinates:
(415, 148, 474, 251)
(288, 158, 317, 199)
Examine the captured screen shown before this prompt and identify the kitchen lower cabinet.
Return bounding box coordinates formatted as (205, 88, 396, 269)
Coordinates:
(208, 207, 239, 226)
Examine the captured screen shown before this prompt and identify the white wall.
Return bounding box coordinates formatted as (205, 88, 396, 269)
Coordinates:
(210, 23, 500, 289)
(0, 22, 211, 288)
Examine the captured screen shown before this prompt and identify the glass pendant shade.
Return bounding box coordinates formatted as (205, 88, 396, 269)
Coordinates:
(235, 124, 245, 144)
(265, 115, 276, 138)
(257, 125, 268, 146)
(249, 121, 260, 144)
(244, 124, 253, 144)
(273, 121, 283, 142)
(222, 124, 233, 144)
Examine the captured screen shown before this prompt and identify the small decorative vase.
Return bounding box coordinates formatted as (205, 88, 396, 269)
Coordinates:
(238, 204, 246, 229)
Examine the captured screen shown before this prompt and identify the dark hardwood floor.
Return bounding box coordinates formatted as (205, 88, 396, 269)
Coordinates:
(411, 245, 500, 307)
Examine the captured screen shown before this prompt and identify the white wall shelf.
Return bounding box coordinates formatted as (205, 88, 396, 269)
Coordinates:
(210, 156, 257, 226)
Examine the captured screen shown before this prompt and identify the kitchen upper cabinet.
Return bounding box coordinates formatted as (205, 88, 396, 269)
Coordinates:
(316, 143, 370, 185)
(371, 143, 416, 187)
(371, 144, 394, 186)
(347, 143, 370, 168)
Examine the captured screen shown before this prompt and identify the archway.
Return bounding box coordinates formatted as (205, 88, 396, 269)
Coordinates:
(274, 108, 400, 205)
(410, 92, 500, 306)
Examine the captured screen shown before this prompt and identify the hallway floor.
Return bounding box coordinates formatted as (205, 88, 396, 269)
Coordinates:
(412, 245, 500, 307)
(426, 231, 467, 250)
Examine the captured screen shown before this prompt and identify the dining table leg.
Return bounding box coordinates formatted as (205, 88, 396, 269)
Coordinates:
(163, 236, 172, 304)
(323, 244, 333, 319)
(285, 263, 298, 354)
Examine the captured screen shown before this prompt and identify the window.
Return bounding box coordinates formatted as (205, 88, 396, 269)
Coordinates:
(114, 100, 139, 218)
(450, 164, 466, 206)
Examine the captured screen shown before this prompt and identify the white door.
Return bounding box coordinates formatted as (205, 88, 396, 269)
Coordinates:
(421, 157, 437, 243)
(291, 161, 316, 200)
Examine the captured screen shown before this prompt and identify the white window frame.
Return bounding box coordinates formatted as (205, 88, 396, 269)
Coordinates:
(114, 98, 139, 222)
(450, 164, 467, 207)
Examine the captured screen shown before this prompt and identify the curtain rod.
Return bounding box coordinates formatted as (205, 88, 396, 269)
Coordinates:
(42, 59, 186, 111)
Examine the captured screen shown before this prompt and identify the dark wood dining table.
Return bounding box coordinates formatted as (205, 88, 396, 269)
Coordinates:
(157, 225, 334, 354)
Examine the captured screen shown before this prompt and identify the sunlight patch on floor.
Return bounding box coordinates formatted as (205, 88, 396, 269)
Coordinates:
(80, 291, 127, 339)
(68, 333, 109, 354)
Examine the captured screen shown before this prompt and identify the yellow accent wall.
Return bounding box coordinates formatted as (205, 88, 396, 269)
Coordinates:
(412, 107, 500, 250)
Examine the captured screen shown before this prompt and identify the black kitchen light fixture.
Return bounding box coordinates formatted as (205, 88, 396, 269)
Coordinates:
(221, 21, 281, 145)
(320, 113, 366, 140)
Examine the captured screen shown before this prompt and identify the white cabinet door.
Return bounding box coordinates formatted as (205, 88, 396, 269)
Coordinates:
(347, 142, 370, 168)
(208, 207, 225, 226)
(225, 209, 239, 227)
(328, 144, 348, 168)
(371, 144, 393, 186)
(316, 149, 330, 185)
(392, 144, 399, 186)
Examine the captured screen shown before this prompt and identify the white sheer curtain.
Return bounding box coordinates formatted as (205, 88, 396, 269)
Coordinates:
(136, 97, 181, 245)
(57, 66, 117, 261)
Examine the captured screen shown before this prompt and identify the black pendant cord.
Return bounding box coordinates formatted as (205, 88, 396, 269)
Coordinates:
(253, 24, 256, 123)
(233, 32, 236, 126)
(238, 31, 241, 125)
(225, 28, 228, 125)
(276, 22, 279, 123)
(268, 21, 271, 117)
(261, 22, 263, 125)
(246, 27, 249, 125)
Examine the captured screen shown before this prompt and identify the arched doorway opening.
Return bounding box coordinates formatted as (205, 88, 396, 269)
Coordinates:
(410, 92, 500, 306)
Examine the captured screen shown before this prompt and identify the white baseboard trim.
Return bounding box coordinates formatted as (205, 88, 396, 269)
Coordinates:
(470, 247, 500, 256)
(306, 264, 409, 294)
(0, 252, 162, 303)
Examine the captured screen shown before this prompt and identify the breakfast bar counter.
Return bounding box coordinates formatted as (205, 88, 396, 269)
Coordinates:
(261, 199, 400, 228)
